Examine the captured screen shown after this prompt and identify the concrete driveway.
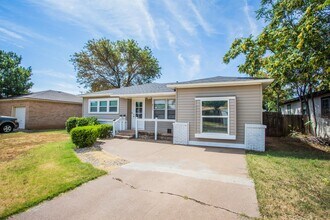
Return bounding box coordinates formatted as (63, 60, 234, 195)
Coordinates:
(12, 139, 259, 220)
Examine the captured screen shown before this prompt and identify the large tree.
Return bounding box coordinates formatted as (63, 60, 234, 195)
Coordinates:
(71, 39, 161, 91)
(0, 50, 33, 98)
(223, 0, 329, 133)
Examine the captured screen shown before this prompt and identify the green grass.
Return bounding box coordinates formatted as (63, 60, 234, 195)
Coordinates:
(0, 139, 106, 219)
(247, 148, 330, 219)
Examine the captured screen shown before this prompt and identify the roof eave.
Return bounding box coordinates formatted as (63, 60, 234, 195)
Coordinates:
(116, 92, 176, 98)
(81, 93, 111, 98)
(167, 79, 274, 89)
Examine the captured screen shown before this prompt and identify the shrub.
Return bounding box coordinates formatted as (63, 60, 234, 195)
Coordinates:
(66, 117, 79, 133)
(86, 117, 100, 126)
(70, 126, 99, 148)
(76, 118, 89, 127)
(97, 124, 112, 139)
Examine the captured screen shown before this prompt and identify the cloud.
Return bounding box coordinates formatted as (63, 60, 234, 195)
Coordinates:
(163, 0, 196, 35)
(0, 19, 57, 45)
(29, 0, 159, 47)
(33, 69, 75, 80)
(177, 53, 200, 79)
(243, 0, 258, 35)
(187, 0, 214, 35)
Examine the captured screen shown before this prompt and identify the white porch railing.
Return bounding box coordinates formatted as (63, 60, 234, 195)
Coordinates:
(135, 117, 175, 140)
(112, 116, 127, 136)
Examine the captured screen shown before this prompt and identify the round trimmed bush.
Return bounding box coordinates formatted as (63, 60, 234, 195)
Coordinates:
(70, 126, 99, 148)
(97, 124, 112, 139)
(86, 117, 100, 126)
(76, 118, 89, 127)
(66, 117, 79, 133)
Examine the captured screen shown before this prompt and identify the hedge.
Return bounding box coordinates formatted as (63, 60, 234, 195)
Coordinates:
(97, 124, 112, 139)
(70, 126, 99, 148)
(70, 124, 113, 148)
(66, 117, 100, 133)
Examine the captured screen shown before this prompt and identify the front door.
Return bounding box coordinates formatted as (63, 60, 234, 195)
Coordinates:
(131, 98, 145, 130)
(15, 107, 26, 129)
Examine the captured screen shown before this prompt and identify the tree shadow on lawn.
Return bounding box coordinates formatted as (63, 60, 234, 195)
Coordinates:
(248, 136, 330, 160)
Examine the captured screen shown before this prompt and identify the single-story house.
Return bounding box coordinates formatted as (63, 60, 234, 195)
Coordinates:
(0, 90, 82, 129)
(281, 90, 330, 138)
(82, 76, 273, 151)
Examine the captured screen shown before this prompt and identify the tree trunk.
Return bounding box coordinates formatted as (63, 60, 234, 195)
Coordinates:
(310, 92, 318, 136)
(277, 93, 280, 113)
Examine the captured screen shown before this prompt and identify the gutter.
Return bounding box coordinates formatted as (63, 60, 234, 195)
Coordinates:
(166, 79, 274, 89)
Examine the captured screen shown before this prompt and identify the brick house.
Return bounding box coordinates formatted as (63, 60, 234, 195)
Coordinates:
(0, 90, 82, 129)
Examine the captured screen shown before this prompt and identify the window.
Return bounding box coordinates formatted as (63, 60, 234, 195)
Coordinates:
(167, 99, 176, 119)
(321, 96, 330, 118)
(109, 100, 118, 113)
(99, 101, 107, 112)
(90, 101, 98, 112)
(153, 99, 175, 119)
(88, 98, 119, 114)
(302, 102, 307, 115)
(201, 100, 228, 134)
(287, 104, 291, 115)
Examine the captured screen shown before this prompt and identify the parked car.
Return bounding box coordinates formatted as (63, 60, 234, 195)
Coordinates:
(0, 116, 19, 133)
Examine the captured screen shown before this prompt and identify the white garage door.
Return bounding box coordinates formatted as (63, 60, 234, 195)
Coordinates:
(15, 107, 26, 129)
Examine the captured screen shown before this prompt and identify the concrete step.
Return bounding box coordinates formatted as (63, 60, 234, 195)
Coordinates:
(114, 134, 135, 139)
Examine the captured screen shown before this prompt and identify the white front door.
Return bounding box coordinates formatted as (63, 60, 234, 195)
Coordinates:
(131, 98, 145, 130)
(15, 107, 26, 129)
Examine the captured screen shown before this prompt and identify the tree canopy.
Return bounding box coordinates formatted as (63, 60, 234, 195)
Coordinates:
(0, 50, 33, 98)
(223, 0, 330, 112)
(71, 39, 161, 92)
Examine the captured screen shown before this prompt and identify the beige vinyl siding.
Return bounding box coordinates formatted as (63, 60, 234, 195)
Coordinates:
(82, 97, 128, 120)
(145, 98, 174, 133)
(176, 85, 262, 144)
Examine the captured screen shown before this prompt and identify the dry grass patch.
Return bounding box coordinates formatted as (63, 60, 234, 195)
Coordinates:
(0, 130, 69, 161)
(0, 139, 106, 219)
(247, 137, 330, 219)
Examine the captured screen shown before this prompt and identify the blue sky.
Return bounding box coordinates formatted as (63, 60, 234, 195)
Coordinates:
(0, 0, 263, 94)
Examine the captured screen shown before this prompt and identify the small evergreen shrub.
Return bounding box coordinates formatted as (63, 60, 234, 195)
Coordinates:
(70, 126, 99, 148)
(97, 124, 112, 139)
(66, 117, 79, 133)
(86, 117, 100, 126)
(76, 118, 89, 127)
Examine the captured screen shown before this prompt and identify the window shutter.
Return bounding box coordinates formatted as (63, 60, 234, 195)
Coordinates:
(196, 100, 201, 134)
(229, 98, 236, 136)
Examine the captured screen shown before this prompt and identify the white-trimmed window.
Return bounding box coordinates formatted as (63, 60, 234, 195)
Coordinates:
(153, 99, 176, 119)
(195, 96, 236, 140)
(201, 100, 228, 134)
(88, 98, 119, 114)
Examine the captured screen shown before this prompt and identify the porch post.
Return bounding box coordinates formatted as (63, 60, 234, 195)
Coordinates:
(112, 119, 116, 136)
(155, 117, 158, 141)
(135, 117, 138, 138)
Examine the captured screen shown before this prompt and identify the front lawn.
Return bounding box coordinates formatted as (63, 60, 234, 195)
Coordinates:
(247, 137, 330, 219)
(0, 130, 106, 219)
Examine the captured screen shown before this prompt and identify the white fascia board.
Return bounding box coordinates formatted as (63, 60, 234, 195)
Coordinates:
(81, 93, 111, 98)
(116, 92, 175, 98)
(167, 79, 274, 89)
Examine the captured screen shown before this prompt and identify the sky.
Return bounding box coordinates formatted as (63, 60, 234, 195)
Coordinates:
(0, 0, 264, 94)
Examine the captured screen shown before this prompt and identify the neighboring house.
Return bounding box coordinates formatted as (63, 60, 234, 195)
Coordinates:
(0, 90, 82, 129)
(82, 76, 273, 150)
(281, 90, 330, 138)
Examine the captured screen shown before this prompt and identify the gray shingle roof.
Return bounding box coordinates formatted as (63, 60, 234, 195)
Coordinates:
(83, 83, 174, 96)
(82, 76, 272, 97)
(168, 76, 266, 85)
(5, 90, 82, 103)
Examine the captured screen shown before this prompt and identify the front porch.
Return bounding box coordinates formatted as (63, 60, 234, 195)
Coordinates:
(112, 96, 176, 141)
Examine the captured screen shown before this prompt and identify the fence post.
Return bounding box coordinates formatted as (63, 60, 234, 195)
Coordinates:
(155, 117, 158, 141)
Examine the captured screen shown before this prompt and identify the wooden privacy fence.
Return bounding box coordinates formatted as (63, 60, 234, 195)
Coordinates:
(263, 112, 305, 137)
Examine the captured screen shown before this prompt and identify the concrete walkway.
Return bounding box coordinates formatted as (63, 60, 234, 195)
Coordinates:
(12, 139, 259, 220)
